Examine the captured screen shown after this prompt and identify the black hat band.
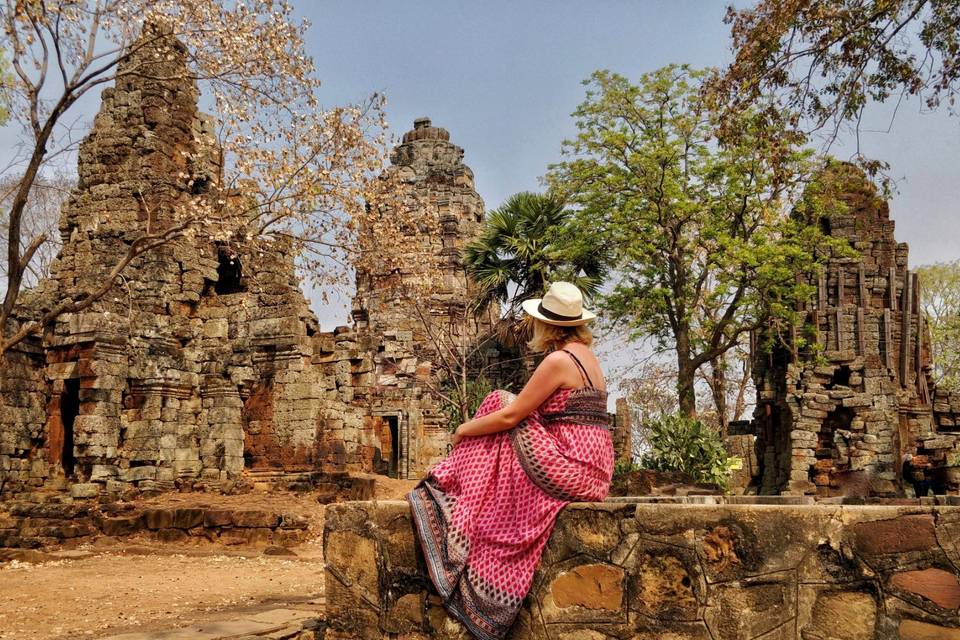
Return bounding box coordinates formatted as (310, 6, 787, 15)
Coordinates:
(537, 301, 581, 322)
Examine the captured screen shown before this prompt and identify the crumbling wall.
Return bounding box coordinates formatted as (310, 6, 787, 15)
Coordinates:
(753, 163, 960, 496)
(0, 340, 49, 493)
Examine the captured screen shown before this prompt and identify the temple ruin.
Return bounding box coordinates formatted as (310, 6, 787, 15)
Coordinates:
(749, 163, 960, 496)
(0, 30, 509, 498)
(0, 30, 955, 503)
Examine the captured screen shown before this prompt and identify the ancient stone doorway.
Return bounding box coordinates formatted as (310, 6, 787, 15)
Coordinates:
(386, 415, 400, 478)
(60, 378, 80, 477)
(758, 403, 793, 494)
(373, 413, 403, 479)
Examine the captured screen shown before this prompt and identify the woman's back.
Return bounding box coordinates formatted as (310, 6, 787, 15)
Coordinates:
(552, 342, 606, 392)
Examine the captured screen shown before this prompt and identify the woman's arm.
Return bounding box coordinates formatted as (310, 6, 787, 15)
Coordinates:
(452, 352, 567, 445)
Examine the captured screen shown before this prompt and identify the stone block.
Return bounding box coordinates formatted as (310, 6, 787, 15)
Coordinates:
(889, 567, 960, 609)
(142, 509, 175, 530)
(171, 508, 204, 529)
(119, 465, 157, 482)
(90, 464, 118, 480)
(70, 483, 100, 498)
(203, 509, 234, 527)
(231, 510, 280, 528)
(851, 514, 937, 555)
(203, 318, 229, 338)
(549, 563, 623, 611)
(899, 620, 960, 639)
(100, 514, 144, 536)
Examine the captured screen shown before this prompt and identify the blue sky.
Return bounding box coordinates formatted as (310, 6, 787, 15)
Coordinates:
(2, 2, 956, 396)
(299, 1, 960, 328)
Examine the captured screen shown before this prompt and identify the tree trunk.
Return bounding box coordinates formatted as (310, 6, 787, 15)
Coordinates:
(732, 352, 751, 425)
(676, 328, 697, 418)
(709, 356, 729, 436)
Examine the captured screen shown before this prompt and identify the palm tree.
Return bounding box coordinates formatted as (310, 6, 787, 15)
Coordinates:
(463, 191, 606, 321)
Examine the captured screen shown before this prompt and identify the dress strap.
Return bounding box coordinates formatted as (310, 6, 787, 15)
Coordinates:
(561, 349, 594, 388)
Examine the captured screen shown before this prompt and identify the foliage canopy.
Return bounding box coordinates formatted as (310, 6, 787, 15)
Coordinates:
(548, 65, 844, 416)
(463, 191, 606, 317)
(716, 0, 960, 145)
(917, 260, 960, 392)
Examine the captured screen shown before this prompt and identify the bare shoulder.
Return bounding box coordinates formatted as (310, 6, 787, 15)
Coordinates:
(542, 350, 569, 364)
(534, 351, 567, 372)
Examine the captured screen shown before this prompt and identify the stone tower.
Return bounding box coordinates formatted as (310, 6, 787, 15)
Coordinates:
(352, 117, 493, 478)
(0, 26, 332, 496)
(752, 163, 959, 496)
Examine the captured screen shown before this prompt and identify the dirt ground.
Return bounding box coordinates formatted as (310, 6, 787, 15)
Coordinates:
(0, 475, 417, 640)
(0, 545, 325, 639)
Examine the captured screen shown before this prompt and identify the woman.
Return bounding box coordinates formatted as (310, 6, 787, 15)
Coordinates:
(407, 281, 615, 640)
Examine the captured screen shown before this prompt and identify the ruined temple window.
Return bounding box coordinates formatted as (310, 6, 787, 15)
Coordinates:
(215, 249, 243, 294)
(830, 365, 852, 388)
(190, 175, 210, 195)
(819, 216, 832, 235)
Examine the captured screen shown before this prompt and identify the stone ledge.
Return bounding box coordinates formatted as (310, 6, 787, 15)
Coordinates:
(0, 502, 312, 550)
(323, 500, 960, 639)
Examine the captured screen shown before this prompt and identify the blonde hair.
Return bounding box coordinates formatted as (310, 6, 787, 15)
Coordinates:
(527, 318, 593, 353)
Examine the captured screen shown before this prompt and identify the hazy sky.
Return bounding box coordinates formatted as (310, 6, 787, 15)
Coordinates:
(298, 0, 960, 328)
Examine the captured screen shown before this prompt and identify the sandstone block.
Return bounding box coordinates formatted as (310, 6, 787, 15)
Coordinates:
(232, 510, 281, 528)
(70, 483, 100, 498)
(549, 563, 623, 611)
(852, 514, 937, 555)
(889, 567, 960, 609)
(171, 508, 204, 529)
(899, 620, 960, 639)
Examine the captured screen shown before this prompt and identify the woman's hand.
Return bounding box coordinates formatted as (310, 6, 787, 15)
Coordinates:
(451, 426, 466, 447)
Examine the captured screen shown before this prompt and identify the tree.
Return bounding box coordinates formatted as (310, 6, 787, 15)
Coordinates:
(411, 299, 501, 430)
(548, 66, 838, 417)
(699, 343, 754, 436)
(0, 2, 390, 353)
(463, 191, 606, 318)
(0, 173, 72, 287)
(917, 260, 960, 391)
(715, 0, 960, 145)
(0, 50, 10, 123)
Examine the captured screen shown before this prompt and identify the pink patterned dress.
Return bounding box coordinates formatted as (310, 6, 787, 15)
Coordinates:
(407, 352, 614, 640)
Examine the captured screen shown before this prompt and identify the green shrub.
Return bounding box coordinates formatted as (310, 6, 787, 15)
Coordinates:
(442, 376, 495, 430)
(613, 457, 642, 478)
(640, 413, 739, 490)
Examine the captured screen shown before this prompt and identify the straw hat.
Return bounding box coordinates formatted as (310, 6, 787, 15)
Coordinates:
(521, 281, 596, 327)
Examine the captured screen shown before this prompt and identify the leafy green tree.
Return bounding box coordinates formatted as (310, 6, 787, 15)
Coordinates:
(548, 66, 841, 417)
(463, 191, 606, 317)
(917, 260, 960, 392)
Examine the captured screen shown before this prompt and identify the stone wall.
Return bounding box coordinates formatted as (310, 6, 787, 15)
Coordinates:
(0, 340, 49, 492)
(324, 499, 960, 639)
